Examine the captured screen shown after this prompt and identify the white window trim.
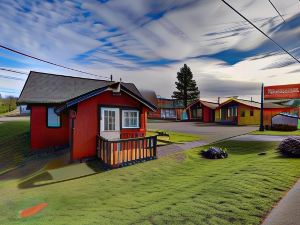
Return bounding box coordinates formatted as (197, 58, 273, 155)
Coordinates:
(122, 109, 140, 128)
(101, 108, 120, 132)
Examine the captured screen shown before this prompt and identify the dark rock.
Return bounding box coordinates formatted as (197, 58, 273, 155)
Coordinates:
(201, 147, 228, 159)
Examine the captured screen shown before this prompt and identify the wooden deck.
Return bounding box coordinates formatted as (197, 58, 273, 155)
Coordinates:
(96, 135, 157, 168)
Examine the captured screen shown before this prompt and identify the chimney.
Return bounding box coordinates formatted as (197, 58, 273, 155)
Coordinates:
(217, 97, 220, 104)
(251, 97, 253, 102)
(110, 74, 113, 81)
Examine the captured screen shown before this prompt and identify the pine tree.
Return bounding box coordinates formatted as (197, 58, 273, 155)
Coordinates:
(172, 64, 200, 108)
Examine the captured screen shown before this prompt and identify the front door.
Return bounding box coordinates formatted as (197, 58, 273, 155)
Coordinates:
(100, 107, 120, 140)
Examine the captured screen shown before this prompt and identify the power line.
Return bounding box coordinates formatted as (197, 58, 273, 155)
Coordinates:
(268, 0, 286, 23)
(0, 74, 25, 81)
(0, 68, 28, 75)
(0, 44, 111, 80)
(220, 0, 300, 64)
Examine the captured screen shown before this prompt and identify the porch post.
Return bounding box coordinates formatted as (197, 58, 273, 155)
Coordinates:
(69, 110, 77, 162)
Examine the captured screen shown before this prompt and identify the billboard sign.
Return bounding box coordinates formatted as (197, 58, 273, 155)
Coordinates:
(264, 84, 300, 100)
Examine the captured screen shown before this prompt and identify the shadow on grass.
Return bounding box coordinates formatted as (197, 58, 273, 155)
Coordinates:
(203, 141, 278, 156)
(271, 154, 300, 159)
(18, 159, 106, 189)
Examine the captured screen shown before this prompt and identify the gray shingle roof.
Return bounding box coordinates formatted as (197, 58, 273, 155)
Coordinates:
(218, 98, 261, 109)
(17, 71, 145, 105)
(186, 99, 219, 110)
(200, 100, 219, 109)
(139, 90, 157, 107)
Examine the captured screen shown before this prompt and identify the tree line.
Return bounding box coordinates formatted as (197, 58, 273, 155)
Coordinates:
(0, 94, 17, 114)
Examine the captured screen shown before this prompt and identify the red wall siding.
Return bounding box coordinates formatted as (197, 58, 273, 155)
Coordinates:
(72, 91, 148, 160)
(203, 106, 211, 123)
(148, 109, 161, 119)
(30, 105, 69, 150)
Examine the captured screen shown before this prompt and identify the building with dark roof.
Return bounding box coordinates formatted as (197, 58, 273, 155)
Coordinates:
(18, 71, 157, 162)
(147, 97, 185, 120)
(185, 99, 219, 123)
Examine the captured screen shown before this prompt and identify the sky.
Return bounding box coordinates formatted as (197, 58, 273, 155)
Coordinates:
(0, 0, 299, 102)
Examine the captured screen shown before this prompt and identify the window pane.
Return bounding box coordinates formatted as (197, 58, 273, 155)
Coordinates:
(103, 110, 117, 131)
(47, 107, 60, 127)
(125, 118, 129, 127)
(123, 110, 139, 128)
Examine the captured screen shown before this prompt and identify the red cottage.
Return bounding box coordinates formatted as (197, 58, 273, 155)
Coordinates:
(186, 100, 219, 123)
(18, 71, 157, 167)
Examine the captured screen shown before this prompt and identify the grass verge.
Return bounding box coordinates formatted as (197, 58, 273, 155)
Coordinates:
(0, 121, 30, 173)
(251, 130, 300, 136)
(147, 130, 200, 145)
(1, 139, 300, 224)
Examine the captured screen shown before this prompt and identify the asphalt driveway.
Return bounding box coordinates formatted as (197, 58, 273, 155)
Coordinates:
(0, 116, 29, 122)
(148, 121, 258, 142)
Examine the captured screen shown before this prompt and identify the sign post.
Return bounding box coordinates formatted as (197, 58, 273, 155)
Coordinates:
(259, 83, 264, 131)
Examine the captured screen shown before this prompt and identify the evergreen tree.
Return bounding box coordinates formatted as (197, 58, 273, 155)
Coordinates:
(172, 64, 200, 108)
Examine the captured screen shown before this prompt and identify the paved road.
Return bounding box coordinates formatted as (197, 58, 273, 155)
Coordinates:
(230, 134, 296, 142)
(0, 116, 29, 122)
(262, 178, 300, 225)
(148, 121, 258, 142)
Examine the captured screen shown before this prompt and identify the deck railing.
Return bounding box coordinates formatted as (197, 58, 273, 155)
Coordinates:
(96, 135, 157, 168)
(120, 132, 145, 139)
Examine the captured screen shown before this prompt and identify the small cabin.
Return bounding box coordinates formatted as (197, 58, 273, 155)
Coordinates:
(186, 100, 218, 122)
(215, 98, 260, 125)
(17, 71, 157, 168)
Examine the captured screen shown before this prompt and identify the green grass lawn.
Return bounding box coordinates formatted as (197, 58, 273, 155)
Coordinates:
(251, 129, 300, 136)
(147, 130, 200, 145)
(1, 138, 300, 224)
(0, 121, 30, 173)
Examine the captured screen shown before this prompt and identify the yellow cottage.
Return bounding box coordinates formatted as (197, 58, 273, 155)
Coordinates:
(215, 98, 260, 125)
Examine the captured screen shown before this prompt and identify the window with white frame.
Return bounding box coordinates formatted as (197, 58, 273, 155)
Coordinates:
(47, 107, 60, 127)
(122, 110, 139, 128)
(104, 109, 116, 131)
(227, 107, 237, 117)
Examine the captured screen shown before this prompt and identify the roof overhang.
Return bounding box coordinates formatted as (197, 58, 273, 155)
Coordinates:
(216, 98, 260, 109)
(55, 82, 157, 114)
(186, 99, 219, 110)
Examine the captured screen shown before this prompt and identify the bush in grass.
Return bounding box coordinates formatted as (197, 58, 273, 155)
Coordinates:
(201, 147, 228, 159)
(272, 124, 297, 131)
(278, 137, 300, 157)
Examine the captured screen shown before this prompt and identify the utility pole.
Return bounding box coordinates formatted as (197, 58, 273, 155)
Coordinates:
(259, 83, 265, 131)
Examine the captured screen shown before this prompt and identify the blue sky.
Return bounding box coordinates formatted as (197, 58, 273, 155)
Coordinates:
(0, 0, 299, 100)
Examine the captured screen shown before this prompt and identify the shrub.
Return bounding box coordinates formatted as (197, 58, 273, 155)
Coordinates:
(278, 137, 300, 157)
(272, 124, 297, 131)
(265, 125, 270, 130)
(201, 147, 228, 159)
